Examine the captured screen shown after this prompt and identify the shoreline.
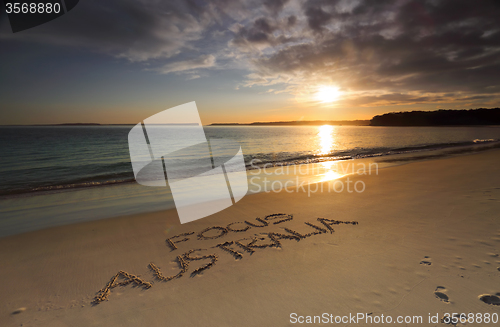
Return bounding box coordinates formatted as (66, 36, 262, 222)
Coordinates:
(1, 126, 499, 200)
(1, 143, 499, 239)
(0, 138, 497, 201)
(1, 147, 500, 326)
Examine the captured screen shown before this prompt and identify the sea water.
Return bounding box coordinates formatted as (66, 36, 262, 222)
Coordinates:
(1, 125, 499, 236)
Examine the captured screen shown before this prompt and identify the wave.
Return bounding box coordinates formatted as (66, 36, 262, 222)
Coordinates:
(0, 174, 135, 197)
(1, 138, 499, 197)
(245, 138, 500, 168)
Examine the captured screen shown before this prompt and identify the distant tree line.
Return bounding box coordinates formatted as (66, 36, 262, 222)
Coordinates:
(370, 108, 500, 126)
(210, 120, 370, 126)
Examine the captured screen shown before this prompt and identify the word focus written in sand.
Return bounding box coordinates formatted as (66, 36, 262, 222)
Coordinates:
(92, 214, 358, 305)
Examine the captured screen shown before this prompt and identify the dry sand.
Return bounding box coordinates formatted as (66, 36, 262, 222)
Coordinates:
(1, 149, 500, 326)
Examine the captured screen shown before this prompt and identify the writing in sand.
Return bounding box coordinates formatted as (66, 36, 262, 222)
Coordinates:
(92, 213, 359, 305)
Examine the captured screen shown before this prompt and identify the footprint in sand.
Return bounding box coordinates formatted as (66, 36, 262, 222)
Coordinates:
(11, 307, 26, 315)
(420, 256, 432, 266)
(434, 286, 450, 303)
(479, 293, 500, 306)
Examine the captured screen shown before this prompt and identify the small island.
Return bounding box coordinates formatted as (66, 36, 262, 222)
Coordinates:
(210, 120, 370, 126)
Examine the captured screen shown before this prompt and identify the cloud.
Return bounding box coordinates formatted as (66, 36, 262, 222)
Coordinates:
(263, 0, 290, 14)
(2, 0, 499, 108)
(304, 5, 332, 33)
(186, 75, 201, 80)
(228, 0, 500, 107)
(158, 55, 216, 74)
(0, 0, 214, 62)
(232, 17, 276, 46)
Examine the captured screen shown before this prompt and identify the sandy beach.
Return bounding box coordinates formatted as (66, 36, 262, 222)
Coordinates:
(1, 149, 500, 327)
(3, 1, 500, 325)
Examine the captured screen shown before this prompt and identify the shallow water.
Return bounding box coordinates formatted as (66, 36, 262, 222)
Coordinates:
(1, 125, 500, 237)
(1, 125, 499, 196)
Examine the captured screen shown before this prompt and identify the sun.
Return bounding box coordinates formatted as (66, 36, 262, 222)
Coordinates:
(315, 86, 341, 103)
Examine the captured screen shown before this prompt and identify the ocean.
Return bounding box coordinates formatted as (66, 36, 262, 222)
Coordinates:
(1, 125, 499, 237)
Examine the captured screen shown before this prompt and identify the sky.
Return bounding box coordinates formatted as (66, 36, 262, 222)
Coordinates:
(0, 0, 500, 125)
